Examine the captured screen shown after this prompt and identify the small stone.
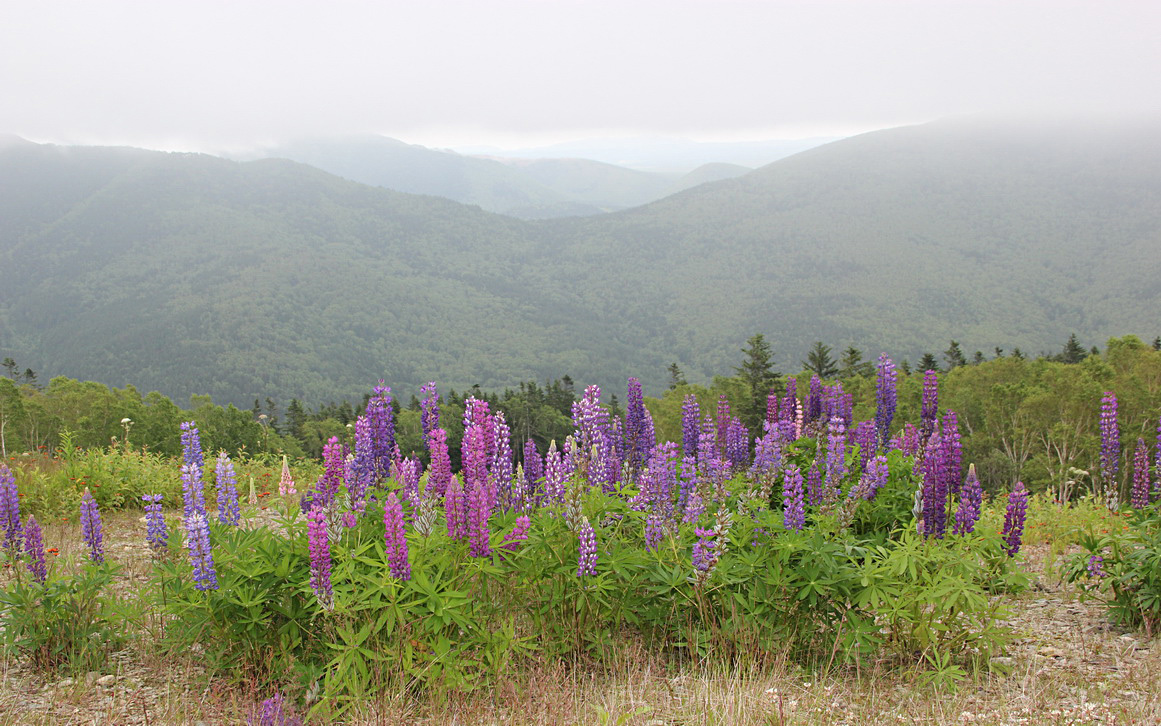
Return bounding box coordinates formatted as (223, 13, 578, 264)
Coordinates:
(97, 674, 117, 686)
(55, 678, 74, 689)
(85, 671, 99, 686)
(1037, 646, 1065, 658)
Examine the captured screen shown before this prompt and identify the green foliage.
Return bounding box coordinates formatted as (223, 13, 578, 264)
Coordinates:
(1065, 507, 1161, 636)
(0, 562, 130, 674)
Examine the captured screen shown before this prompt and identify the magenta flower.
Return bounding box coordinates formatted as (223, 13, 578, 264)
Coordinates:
(306, 507, 332, 608)
(80, 488, 104, 564)
(501, 515, 531, 553)
(23, 514, 47, 584)
(576, 517, 597, 577)
(383, 492, 410, 581)
(1001, 482, 1029, 557)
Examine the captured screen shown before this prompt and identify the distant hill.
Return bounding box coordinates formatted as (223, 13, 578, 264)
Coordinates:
(2, 117, 1159, 407)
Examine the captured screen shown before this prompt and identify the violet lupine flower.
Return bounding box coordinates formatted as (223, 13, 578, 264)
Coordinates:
(383, 492, 410, 580)
(766, 390, 780, 428)
(419, 381, 440, 439)
(941, 411, 963, 497)
(278, 455, 296, 496)
(1087, 554, 1105, 580)
(348, 415, 376, 504)
(697, 414, 718, 479)
(920, 371, 939, 443)
(215, 452, 241, 526)
(643, 511, 665, 553)
(309, 437, 345, 510)
(522, 440, 542, 495)
(749, 431, 783, 486)
(692, 528, 718, 573)
(179, 424, 206, 522)
(501, 515, 531, 552)
(824, 416, 847, 502)
(781, 378, 798, 428)
(953, 464, 982, 535)
(1131, 438, 1150, 509)
(725, 417, 749, 472)
(426, 428, 453, 498)
(623, 377, 654, 474)
(445, 476, 467, 540)
(680, 395, 700, 461)
(859, 455, 890, 501)
(782, 465, 806, 531)
(248, 693, 302, 726)
(715, 396, 733, 456)
(180, 421, 204, 469)
(143, 493, 168, 552)
(678, 454, 698, 516)
(646, 442, 678, 521)
(875, 353, 897, 449)
(1155, 415, 1161, 501)
(1001, 481, 1029, 557)
(683, 489, 704, 525)
(0, 463, 21, 552)
(890, 423, 921, 457)
(306, 507, 332, 607)
(366, 383, 396, 481)
(921, 433, 948, 539)
(571, 385, 614, 491)
(80, 488, 104, 564)
(23, 514, 47, 584)
(398, 457, 422, 507)
(466, 432, 493, 559)
(491, 412, 515, 509)
(542, 441, 567, 506)
(1100, 392, 1120, 507)
(185, 512, 217, 591)
(807, 375, 823, 426)
(576, 517, 598, 577)
(852, 420, 877, 473)
(806, 459, 823, 507)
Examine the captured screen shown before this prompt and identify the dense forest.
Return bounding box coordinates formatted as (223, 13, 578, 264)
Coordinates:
(3, 333, 1159, 498)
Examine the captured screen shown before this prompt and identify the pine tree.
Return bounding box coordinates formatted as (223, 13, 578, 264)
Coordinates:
(1059, 334, 1087, 364)
(918, 353, 940, 372)
(802, 341, 839, 378)
(943, 341, 967, 369)
(667, 363, 688, 389)
(838, 347, 871, 378)
(736, 333, 781, 434)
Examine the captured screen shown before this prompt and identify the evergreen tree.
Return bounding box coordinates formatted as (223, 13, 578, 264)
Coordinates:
(1, 358, 16, 380)
(918, 353, 940, 372)
(899, 359, 912, 375)
(1011, 348, 1025, 360)
(1153, 337, 1159, 351)
(1059, 334, 1087, 364)
(972, 351, 986, 365)
(667, 362, 688, 389)
(802, 341, 839, 378)
(993, 347, 1004, 359)
(838, 346, 871, 378)
(736, 333, 781, 434)
(943, 341, 967, 369)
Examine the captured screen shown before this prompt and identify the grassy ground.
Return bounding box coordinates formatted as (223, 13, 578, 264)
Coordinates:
(2, 498, 1159, 725)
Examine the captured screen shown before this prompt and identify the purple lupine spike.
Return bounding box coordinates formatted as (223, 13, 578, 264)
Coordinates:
(445, 475, 467, 540)
(501, 515, 531, 552)
(683, 488, 705, 525)
(920, 371, 939, 443)
(678, 454, 698, 516)
(542, 441, 566, 505)
(623, 377, 654, 475)
(782, 465, 806, 531)
(921, 432, 948, 539)
(681, 394, 701, 461)
(23, 514, 47, 584)
(426, 428, 453, 498)
(646, 442, 678, 521)
(1100, 392, 1121, 508)
(643, 511, 665, 553)
(306, 507, 332, 607)
(348, 415, 376, 503)
(1131, 438, 1150, 509)
(185, 512, 217, 591)
(1087, 555, 1105, 580)
(875, 353, 896, 449)
(749, 430, 783, 483)
(953, 463, 982, 535)
(726, 417, 749, 472)
(491, 412, 514, 509)
(180, 460, 205, 523)
(941, 411, 963, 498)
(858, 454, 890, 500)
(766, 389, 780, 429)
(419, 382, 440, 439)
(692, 527, 719, 573)
(462, 425, 492, 556)
(1001, 481, 1029, 556)
(853, 420, 877, 473)
(806, 459, 823, 507)
(366, 383, 396, 482)
(0, 463, 21, 552)
(215, 452, 241, 526)
(807, 375, 823, 426)
(397, 457, 422, 508)
(466, 473, 492, 559)
(824, 416, 847, 502)
(522, 439, 543, 504)
(781, 377, 798, 425)
(80, 488, 104, 564)
(571, 385, 612, 491)
(1155, 415, 1161, 501)
(383, 492, 410, 580)
(248, 692, 302, 726)
(890, 423, 921, 457)
(143, 493, 168, 552)
(311, 437, 345, 509)
(576, 517, 598, 576)
(715, 396, 732, 456)
(180, 421, 204, 469)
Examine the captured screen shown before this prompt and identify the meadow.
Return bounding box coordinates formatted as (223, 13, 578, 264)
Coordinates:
(2, 363, 1161, 725)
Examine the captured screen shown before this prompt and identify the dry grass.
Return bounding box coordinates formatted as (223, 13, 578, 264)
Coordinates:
(3, 507, 1161, 725)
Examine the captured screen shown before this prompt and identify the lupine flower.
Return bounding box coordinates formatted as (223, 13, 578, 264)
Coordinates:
(806, 459, 823, 507)
(306, 507, 332, 607)
(678, 454, 698, 516)
(782, 465, 806, 531)
(921, 433, 948, 539)
(920, 371, 939, 442)
(309, 437, 345, 510)
(682, 488, 705, 525)
(366, 383, 396, 482)
(1099, 392, 1120, 500)
(807, 375, 823, 426)
(397, 457, 422, 507)
(890, 423, 921, 457)
(1001, 481, 1029, 557)
(780, 378, 798, 428)
(643, 511, 665, 553)
(383, 492, 410, 580)
(576, 517, 597, 577)
(824, 416, 847, 501)
(766, 389, 780, 428)
(426, 428, 453, 498)
(445, 475, 467, 540)
(215, 452, 241, 526)
(522, 439, 543, 503)
(278, 455, 296, 496)
(466, 475, 492, 558)
(542, 441, 567, 506)
(698, 415, 720, 480)
(1087, 554, 1105, 580)
(623, 377, 654, 475)
(749, 431, 784, 496)
(23, 514, 47, 584)
(420, 381, 440, 439)
(491, 412, 515, 509)
(852, 420, 877, 473)
(859, 455, 890, 501)
(248, 692, 302, 726)
(725, 417, 749, 472)
(0, 463, 21, 552)
(180, 461, 205, 523)
(953, 464, 982, 535)
(941, 411, 963, 497)
(1155, 415, 1161, 501)
(180, 421, 204, 469)
(640, 442, 678, 521)
(1131, 438, 1150, 509)
(571, 385, 615, 491)
(875, 353, 897, 449)
(80, 488, 104, 564)
(501, 515, 531, 552)
(143, 493, 168, 552)
(185, 512, 217, 591)
(715, 395, 733, 455)
(692, 527, 718, 573)
(348, 415, 376, 504)
(681, 395, 701, 461)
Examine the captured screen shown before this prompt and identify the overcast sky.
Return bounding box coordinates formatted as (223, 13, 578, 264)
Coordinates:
(2, 0, 1158, 152)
